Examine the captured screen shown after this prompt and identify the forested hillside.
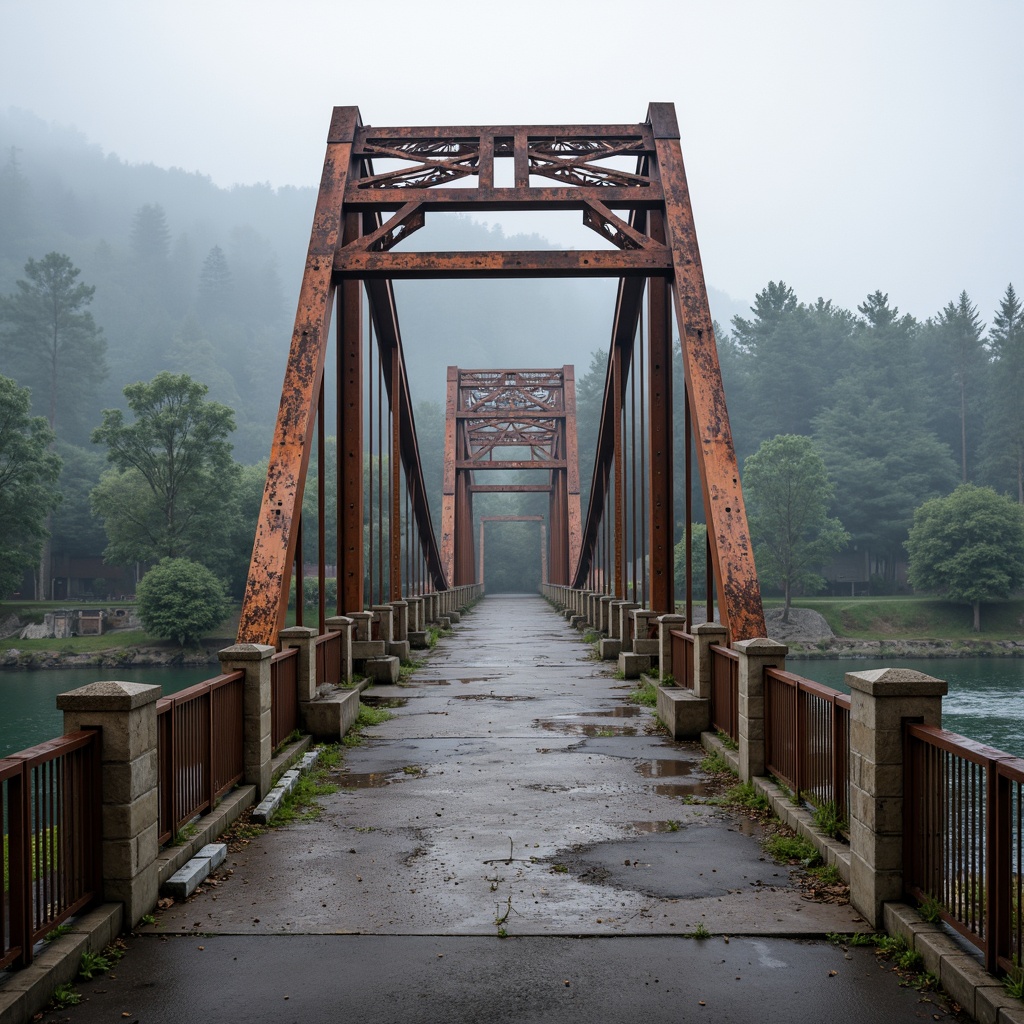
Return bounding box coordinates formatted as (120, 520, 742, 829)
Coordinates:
(1, 109, 1020, 602)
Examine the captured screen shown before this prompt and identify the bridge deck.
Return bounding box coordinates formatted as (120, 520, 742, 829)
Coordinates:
(59, 597, 965, 1022)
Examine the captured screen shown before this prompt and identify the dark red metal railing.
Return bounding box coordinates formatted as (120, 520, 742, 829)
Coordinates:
(156, 673, 244, 845)
(764, 667, 850, 822)
(709, 644, 738, 742)
(903, 723, 1024, 975)
(669, 629, 694, 689)
(1, 731, 101, 969)
(270, 648, 299, 749)
(314, 629, 342, 688)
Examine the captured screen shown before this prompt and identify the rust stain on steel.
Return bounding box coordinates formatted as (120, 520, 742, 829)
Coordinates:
(648, 102, 765, 641)
(237, 107, 359, 646)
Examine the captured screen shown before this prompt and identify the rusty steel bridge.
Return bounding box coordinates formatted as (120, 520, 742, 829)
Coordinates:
(237, 102, 765, 648)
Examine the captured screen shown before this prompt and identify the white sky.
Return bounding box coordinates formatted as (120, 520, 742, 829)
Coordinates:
(1, 0, 1021, 322)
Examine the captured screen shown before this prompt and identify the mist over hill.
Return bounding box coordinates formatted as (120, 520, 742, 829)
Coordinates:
(0, 108, 747, 463)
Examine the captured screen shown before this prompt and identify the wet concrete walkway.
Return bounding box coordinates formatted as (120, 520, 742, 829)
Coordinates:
(52, 595, 966, 1022)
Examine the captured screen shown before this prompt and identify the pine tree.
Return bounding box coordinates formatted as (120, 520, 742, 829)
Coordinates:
(981, 284, 1024, 502)
(932, 291, 987, 483)
(0, 252, 108, 443)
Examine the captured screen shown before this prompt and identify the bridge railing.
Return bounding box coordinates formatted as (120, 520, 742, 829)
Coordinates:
(903, 723, 1024, 975)
(0, 731, 101, 969)
(315, 629, 343, 689)
(156, 672, 245, 846)
(669, 629, 694, 689)
(764, 667, 851, 823)
(709, 644, 739, 743)
(270, 648, 299, 749)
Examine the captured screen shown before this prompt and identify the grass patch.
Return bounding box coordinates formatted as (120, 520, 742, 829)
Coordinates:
(690, 921, 710, 939)
(399, 658, 424, 681)
(716, 730, 738, 752)
(341, 702, 395, 747)
(768, 595, 1024, 640)
(811, 800, 847, 840)
(763, 831, 821, 867)
(700, 750, 734, 776)
(724, 781, 770, 812)
(78, 949, 113, 980)
(629, 680, 659, 707)
(808, 862, 842, 886)
(270, 744, 342, 825)
(49, 984, 81, 1009)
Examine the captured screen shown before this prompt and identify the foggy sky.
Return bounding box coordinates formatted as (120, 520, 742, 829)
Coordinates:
(1, 0, 1020, 323)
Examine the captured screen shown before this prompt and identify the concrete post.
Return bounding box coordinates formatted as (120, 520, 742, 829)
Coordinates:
(847, 668, 947, 928)
(631, 609, 660, 657)
(657, 614, 686, 679)
(348, 611, 373, 641)
(371, 604, 394, 643)
(279, 626, 317, 703)
(392, 600, 409, 641)
(57, 681, 161, 926)
(617, 602, 639, 649)
(691, 622, 728, 701)
(733, 638, 788, 783)
(218, 643, 274, 799)
(324, 615, 354, 685)
(598, 595, 614, 633)
(407, 597, 423, 632)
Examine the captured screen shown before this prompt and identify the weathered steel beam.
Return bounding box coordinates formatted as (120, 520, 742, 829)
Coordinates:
(237, 106, 359, 646)
(335, 249, 672, 278)
(648, 102, 765, 641)
(456, 460, 567, 470)
(341, 188, 662, 212)
(646, 209, 674, 616)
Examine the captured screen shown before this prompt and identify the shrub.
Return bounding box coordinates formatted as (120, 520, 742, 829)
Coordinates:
(137, 557, 229, 647)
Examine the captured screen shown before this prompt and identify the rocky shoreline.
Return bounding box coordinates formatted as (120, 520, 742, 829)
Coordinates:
(786, 638, 1024, 659)
(0, 645, 225, 671)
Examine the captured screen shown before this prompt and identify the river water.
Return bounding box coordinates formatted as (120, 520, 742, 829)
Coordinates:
(2, 657, 1023, 761)
(0, 665, 216, 759)
(795, 657, 1024, 759)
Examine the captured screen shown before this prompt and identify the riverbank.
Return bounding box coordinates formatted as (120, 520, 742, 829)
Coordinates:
(0, 643, 226, 670)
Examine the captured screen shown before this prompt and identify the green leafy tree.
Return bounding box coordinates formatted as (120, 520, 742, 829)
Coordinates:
(91, 372, 240, 572)
(136, 557, 230, 647)
(906, 484, 1024, 631)
(0, 252, 107, 444)
(0, 375, 61, 597)
(743, 435, 849, 622)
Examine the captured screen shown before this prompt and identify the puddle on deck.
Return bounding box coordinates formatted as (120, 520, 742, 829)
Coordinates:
(359, 696, 409, 708)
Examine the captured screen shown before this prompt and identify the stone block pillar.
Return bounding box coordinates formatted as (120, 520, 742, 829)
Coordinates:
(371, 604, 395, 643)
(733, 638, 788, 782)
(631, 609, 660, 657)
(218, 643, 274, 799)
(691, 622, 728, 701)
(408, 597, 424, 631)
(657, 614, 686, 679)
(279, 626, 317, 702)
(847, 668, 947, 928)
(348, 611, 373, 641)
(392, 600, 409, 641)
(57, 681, 161, 927)
(325, 615, 354, 685)
(617, 602, 639, 649)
